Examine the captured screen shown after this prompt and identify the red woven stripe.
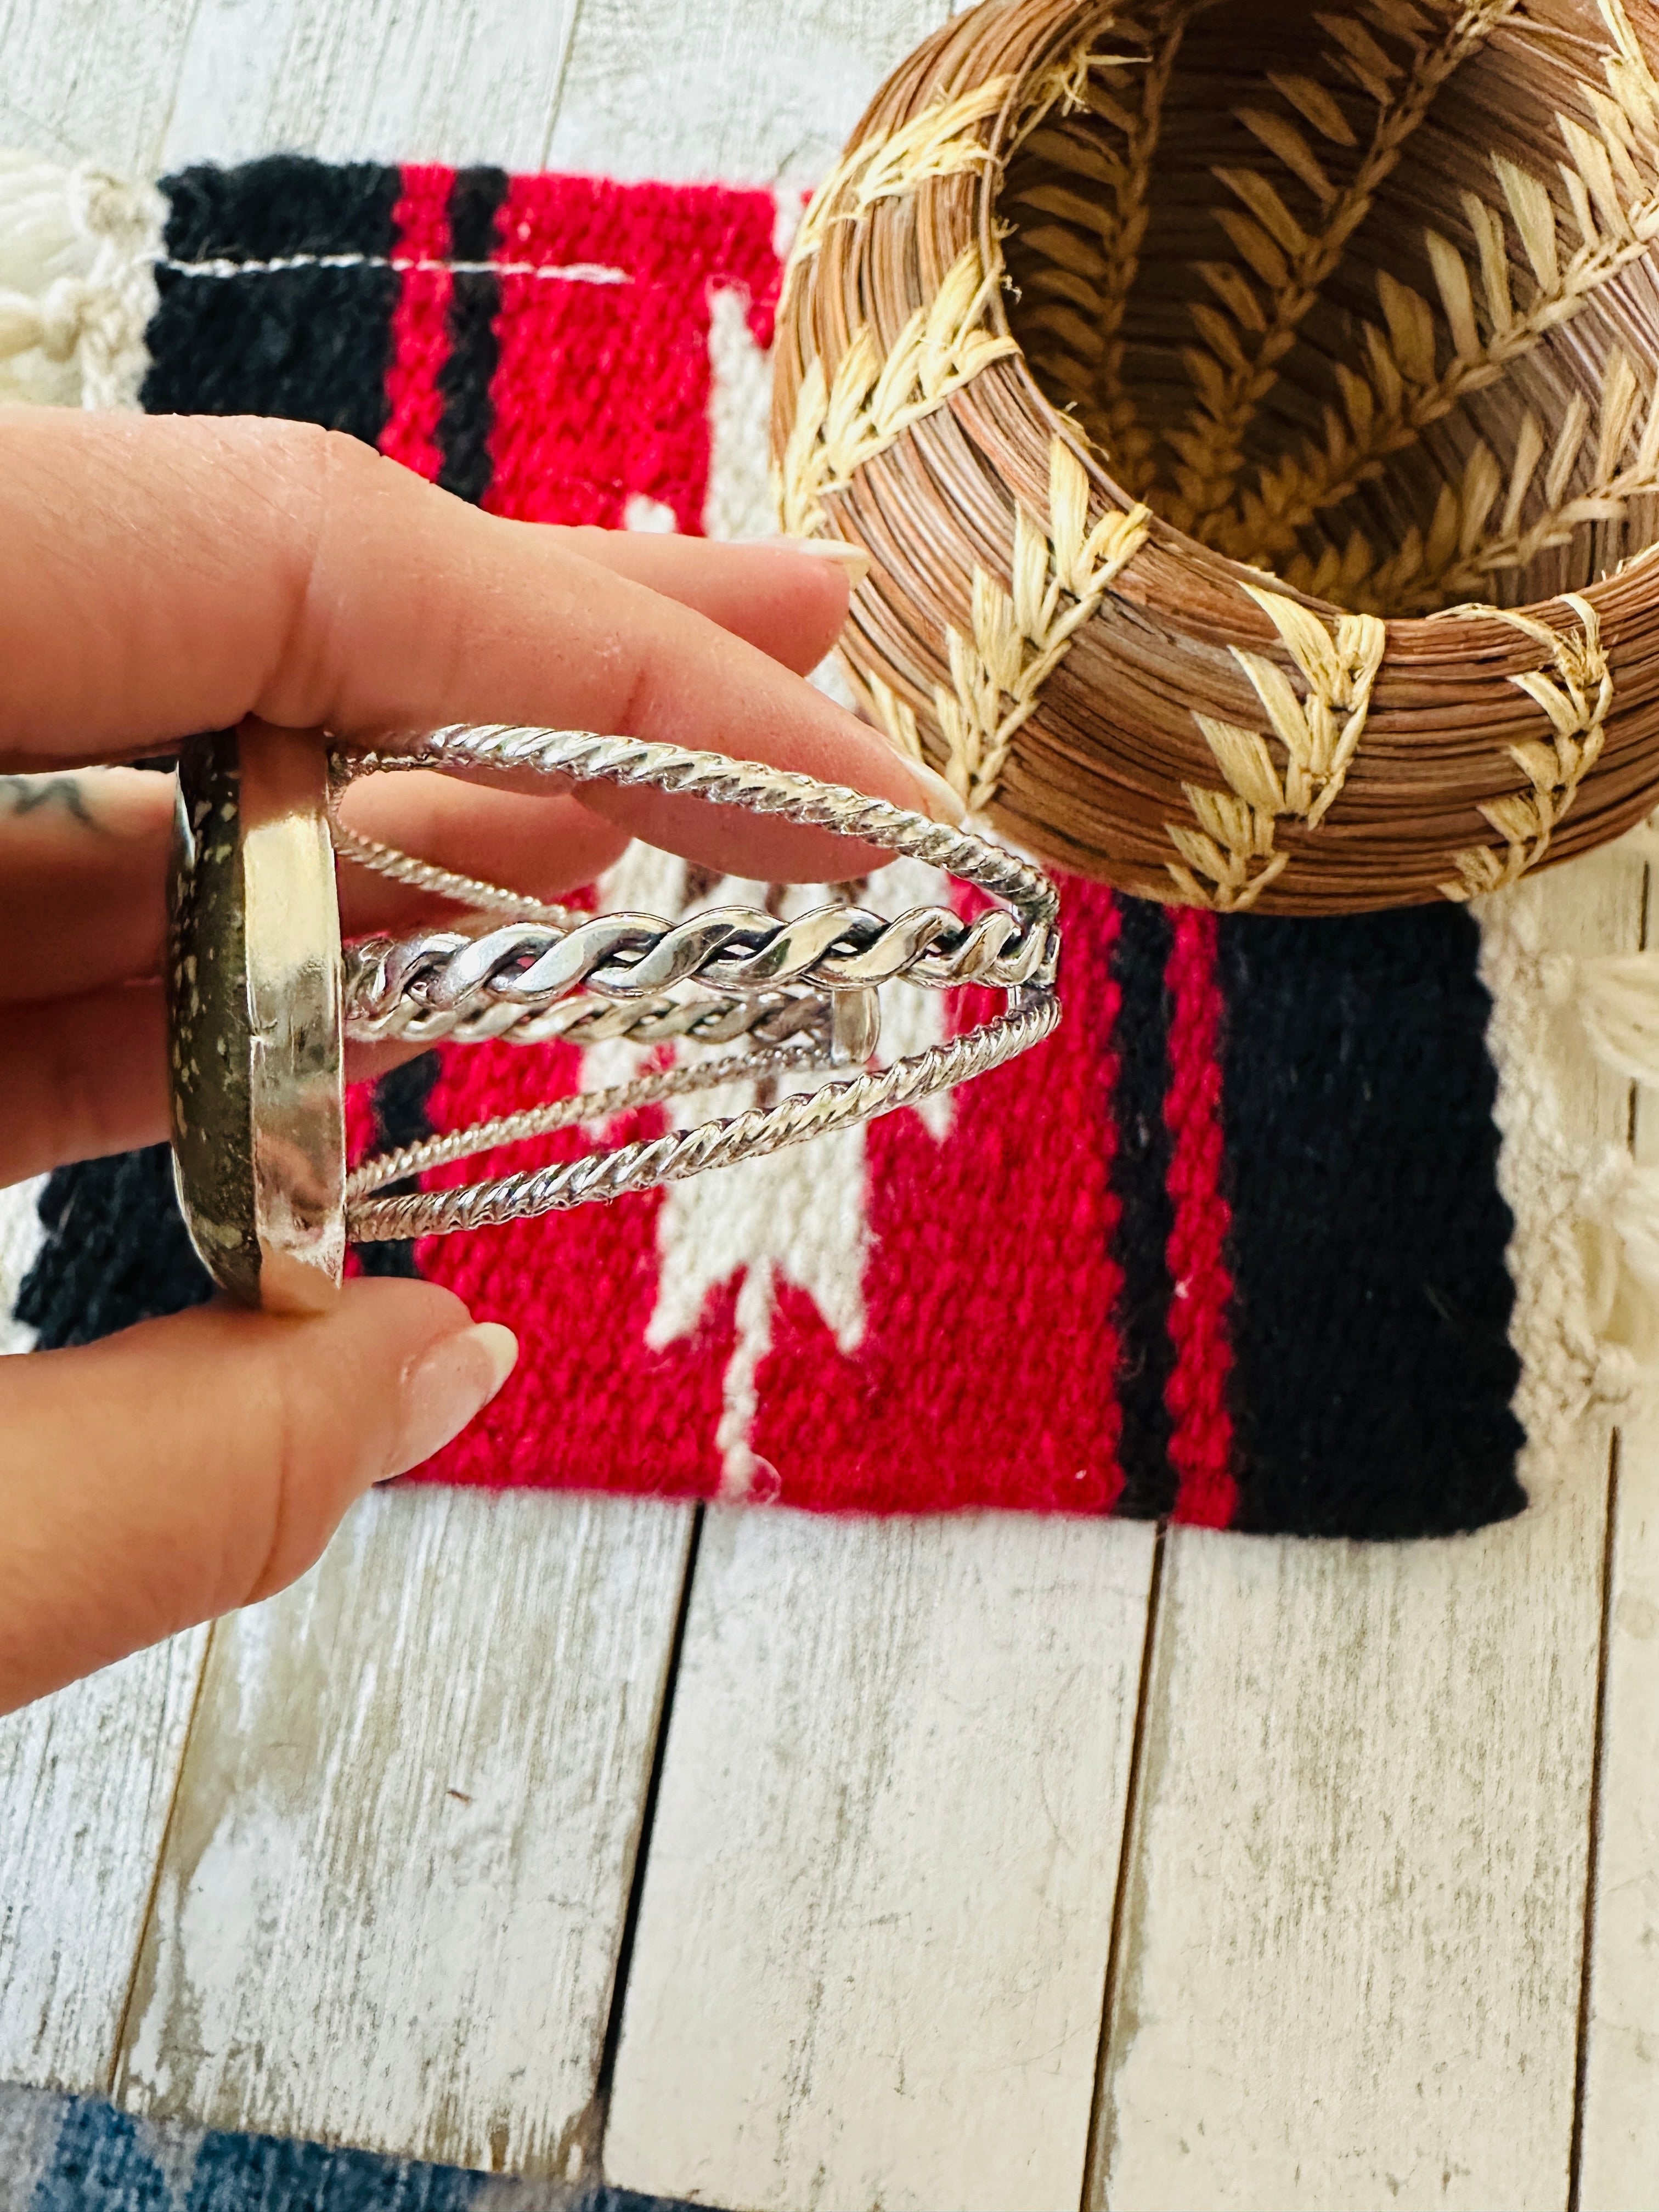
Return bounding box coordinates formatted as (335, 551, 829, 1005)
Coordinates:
(379, 164, 454, 479)
(483, 173, 780, 530)
(409, 177, 783, 1491)
(746, 879, 1127, 1514)
(410, 1038, 730, 1496)
(1164, 907, 1239, 1527)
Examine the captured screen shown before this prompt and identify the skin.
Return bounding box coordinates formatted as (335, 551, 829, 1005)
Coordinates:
(0, 409, 935, 1715)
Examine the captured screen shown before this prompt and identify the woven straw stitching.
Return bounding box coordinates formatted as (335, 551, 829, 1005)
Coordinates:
(933, 438, 1150, 813)
(776, 24, 1137, 539)
(788, 77, 1014, 281)
(1166, 0, 1519, 537)
(1216, 0, 1659, 568)
(1164, 587, 1386, 909)
(774, 241, 1018, 537)
(1010, 7, 1192, 498)
(1307, 346, 1659, 611)
(1441, 593, 1612, 897)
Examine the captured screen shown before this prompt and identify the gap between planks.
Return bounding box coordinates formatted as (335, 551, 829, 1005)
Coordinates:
(113, 1486, 696, 2180)
(1079, 1523, 1167, 2212)
(1573, 846, 1659, 2212)
(1085, 849, 1646, 2212)
(106, 1620, 218, 2101)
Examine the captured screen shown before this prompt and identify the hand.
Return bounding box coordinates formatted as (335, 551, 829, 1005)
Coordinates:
(0, 408, 938, 1714)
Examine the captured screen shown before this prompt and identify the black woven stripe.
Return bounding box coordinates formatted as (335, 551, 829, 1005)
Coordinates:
(355, 166, 511, 1272)
(161, 153, 403, 262)
(142, 156, 402, 442)
(15, 1150, 213, 1349)
(1216, 906, 1525, 1539)
(1107, 893, 1178, 1519)
(353, 1054, 445, 1280)
(435, 166, 507, 503)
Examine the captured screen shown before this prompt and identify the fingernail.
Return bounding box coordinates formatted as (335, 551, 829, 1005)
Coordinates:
(901, 756, 969, 826)
(753, 533, 872, 585)
(388, 1322, 519, 1480)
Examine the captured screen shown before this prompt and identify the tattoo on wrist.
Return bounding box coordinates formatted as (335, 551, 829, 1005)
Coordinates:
(1, 774, 98, 826)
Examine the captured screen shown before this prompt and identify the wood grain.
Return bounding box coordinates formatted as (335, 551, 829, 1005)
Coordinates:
(3, 4, 1648, 2201)
(0, 0, 198, 170)
(115, 1487, 692, 2181)
(1575, 955, 1659, 2212)
(103, 7, 700, 2182)
(0, 1628, 208, 2094)
(1090, 850, 1645, 2212)
(605, 1507, 1157, 2212)
(161, 0, 582, 171)
(543, 14, 1150, 2211)
(1578, 1401, 1659, 2212)
(546, 0, 951, 185)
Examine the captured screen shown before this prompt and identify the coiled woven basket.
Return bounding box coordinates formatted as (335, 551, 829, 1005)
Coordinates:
(772, 0, 1659, 912)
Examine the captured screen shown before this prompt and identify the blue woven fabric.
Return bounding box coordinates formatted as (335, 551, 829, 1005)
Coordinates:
(0, 2085, 697, 2212)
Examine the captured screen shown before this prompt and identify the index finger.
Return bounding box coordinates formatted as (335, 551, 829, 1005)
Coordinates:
(0, 410, 947, 879)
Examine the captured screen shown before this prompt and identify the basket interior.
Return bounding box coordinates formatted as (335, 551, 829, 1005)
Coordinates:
(1001, 0, 1659, 614)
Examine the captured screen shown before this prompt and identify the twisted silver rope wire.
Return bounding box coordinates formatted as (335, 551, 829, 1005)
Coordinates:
(330, 727, 1059, 949)
(348, 991, 1058, 1240)
(329, 725, 1062, 1240)
(343, 898, 1044, 1037)
(348, 975, 831, 1051)
(328, 809, 586, 928)
(346, 1038, 828, 1202)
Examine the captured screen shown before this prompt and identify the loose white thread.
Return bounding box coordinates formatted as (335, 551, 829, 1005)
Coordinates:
(160, 251, 629, 284)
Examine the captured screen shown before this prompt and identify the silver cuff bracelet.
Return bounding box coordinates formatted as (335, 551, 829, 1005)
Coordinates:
(165, 723, 1063, 1312)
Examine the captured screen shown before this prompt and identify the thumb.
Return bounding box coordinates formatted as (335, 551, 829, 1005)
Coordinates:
(0, 1278, 517, 1713)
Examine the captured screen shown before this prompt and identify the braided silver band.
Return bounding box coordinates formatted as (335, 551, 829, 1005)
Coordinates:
(331, 724, 1062, 1243)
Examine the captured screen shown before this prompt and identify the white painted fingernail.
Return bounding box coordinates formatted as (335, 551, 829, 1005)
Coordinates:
(389, 1323, 519, 1479)
(752, 534, 872, 585)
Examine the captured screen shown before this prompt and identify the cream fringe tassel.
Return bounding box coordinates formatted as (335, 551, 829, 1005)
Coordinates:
(1482, 813, 1659, 1441)
(0, 152, 162, 409)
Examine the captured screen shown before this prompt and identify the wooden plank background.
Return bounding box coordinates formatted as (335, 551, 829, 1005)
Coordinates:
(114, 1491, 691, 2181)
(606, 1509, 1155, 2212)
(2, 1, 1658, 2205)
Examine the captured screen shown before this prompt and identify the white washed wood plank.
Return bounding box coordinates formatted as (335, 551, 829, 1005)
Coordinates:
(546, 0, 951, 186)
(0, 0, 197, 172)
(1092, 851, 1644, 2212)
(0, 1627, 208, 2094)
(1578, 1397, 1659, 2212)
(606, 1508, 1156, 2212)
(161, 0, 581, 172)
(1573, 935, 1659, 2212)
(115, 1487, 691, 2181)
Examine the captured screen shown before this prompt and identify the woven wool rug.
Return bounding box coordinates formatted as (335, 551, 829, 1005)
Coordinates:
(0, 2077, 692, 2212)
(0, 151, 1635, 1538)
